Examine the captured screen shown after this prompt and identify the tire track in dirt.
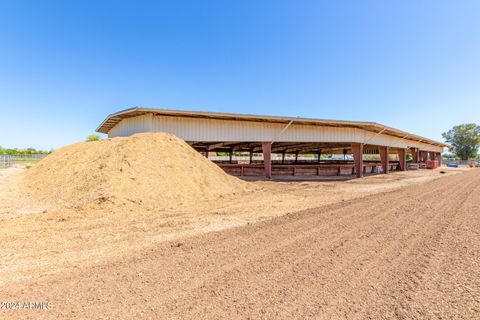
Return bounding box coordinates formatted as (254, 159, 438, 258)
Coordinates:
(1, 170, 479, 320)
(149, 183, 441, 314)
(359, 174, 480, 319)
(153, 175, 473, 319)
(386, 177, 480, 319)
(203, 171, 480, 319)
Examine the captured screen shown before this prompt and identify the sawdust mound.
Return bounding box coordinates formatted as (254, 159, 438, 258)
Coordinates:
(22, 132, 250, 210)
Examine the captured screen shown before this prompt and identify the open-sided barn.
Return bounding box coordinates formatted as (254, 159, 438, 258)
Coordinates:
(97, 107, 448, 178)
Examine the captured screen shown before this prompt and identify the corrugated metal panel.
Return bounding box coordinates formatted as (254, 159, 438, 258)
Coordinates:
(97, 107, 448, 147)
(109, 114, 153, 137)
(149, 115, 360, 142)
(109, 114, 444, 152)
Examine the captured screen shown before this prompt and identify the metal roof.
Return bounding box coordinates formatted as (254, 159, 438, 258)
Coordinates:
(96, 107, 449, 148)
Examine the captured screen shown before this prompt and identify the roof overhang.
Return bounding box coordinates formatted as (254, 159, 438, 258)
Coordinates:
(96, 107, 450, 148)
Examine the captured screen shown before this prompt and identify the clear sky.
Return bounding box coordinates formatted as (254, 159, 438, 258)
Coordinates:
(1, 1, 479, 150)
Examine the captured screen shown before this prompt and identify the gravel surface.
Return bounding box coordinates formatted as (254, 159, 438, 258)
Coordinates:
(1, 169, 479, 319)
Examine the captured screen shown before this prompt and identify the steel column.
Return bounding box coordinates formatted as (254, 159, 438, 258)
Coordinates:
(398, 148, 407, 171)
(379, 146, 390, 174)
(351, 143, 364, 178)
(262, 142, 272, 179)
(411, 148, 418, 163)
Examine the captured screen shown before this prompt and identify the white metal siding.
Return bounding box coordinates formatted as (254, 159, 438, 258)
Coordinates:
(109, 114, 153, 137)
(148, 116, 360, 143)
(108, 114, 443, 153)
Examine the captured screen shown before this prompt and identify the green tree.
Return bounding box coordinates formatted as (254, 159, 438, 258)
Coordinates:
(442, 123, 480, 160)
(86, 134, 101, 142)
(0, 146, 49, 154)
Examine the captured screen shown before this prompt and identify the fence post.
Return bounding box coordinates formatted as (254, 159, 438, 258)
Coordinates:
(0, 154, 47, 170)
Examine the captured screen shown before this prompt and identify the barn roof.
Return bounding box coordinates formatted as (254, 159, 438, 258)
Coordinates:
(96, 107, 449, 148)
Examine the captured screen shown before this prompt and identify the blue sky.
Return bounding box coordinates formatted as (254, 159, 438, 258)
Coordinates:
(0, 1, 479, 150)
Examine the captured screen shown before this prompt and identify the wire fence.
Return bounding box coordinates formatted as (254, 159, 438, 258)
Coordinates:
(442, 159, 480, 167)
(0, 154, 47, 169)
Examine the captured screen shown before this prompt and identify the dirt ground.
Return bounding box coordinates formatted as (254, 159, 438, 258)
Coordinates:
(0, 168, 478, 319)
(0, 164, 467, 286)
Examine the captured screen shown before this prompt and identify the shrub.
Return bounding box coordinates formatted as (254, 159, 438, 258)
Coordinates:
(86, 134, 101, 142)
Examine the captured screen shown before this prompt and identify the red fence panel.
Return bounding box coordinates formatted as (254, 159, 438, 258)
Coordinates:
(426, 160, 440, 169)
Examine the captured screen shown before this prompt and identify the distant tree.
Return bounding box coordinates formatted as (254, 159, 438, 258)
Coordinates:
(0, 146, 49, 154)
(86, 134, 101, 142)
(442, 123, 480, 160)
(442, 152, 456, 160)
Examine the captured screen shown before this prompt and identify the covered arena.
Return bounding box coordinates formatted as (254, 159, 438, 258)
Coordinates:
(96, 107, 448, 179)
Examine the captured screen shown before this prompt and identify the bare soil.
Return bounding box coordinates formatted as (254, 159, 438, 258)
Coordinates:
(1, 169, 479, 319)
(0, 164, 466, 287)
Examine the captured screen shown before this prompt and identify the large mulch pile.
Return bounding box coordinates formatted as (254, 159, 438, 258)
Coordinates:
(21, 132, 250, 210)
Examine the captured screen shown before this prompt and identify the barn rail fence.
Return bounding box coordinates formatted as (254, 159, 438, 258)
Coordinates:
(0, 154, 47, 169)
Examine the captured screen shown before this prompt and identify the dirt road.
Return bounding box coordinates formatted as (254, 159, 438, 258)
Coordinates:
(2, 169, 480, 319)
